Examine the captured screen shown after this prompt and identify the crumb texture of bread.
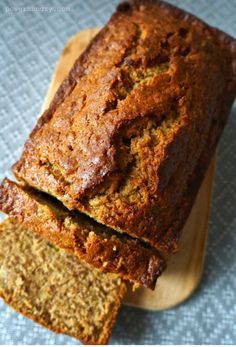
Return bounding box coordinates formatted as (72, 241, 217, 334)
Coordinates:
(13, 0, 236, 252)
(0, 179, 166, 289)
(0, 219, 126, 344)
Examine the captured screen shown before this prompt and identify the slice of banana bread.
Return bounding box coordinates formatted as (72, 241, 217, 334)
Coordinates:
(13, 0, 236, 252)
(0, 219, 126, 344)
(0, 178, 166, 289)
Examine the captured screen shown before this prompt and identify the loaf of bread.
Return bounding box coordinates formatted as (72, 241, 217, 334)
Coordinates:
(0, 219, 126, 344)
(0, 178, 166, 289)
(13, 0, 236, 254)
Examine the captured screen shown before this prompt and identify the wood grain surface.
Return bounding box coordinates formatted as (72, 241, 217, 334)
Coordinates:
(41, 28, 216, 311)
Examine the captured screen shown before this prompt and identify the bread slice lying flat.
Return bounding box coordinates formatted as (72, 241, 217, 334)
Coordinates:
(0, 179, 166, 289)
(0, 219, 126, 344)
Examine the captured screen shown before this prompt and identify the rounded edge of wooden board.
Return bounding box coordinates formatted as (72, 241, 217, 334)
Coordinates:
(41, 28, 100, 113)
(124, 238, 206, 312)
(41, 28, 217, 311)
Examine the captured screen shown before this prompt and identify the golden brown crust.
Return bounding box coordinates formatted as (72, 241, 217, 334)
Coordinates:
(0, 179, 166, 289)
(0, 219, 126, 344)
(13, 0, 236, 252)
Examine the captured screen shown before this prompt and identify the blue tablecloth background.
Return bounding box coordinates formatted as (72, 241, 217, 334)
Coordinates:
(0, 0, 236, 344)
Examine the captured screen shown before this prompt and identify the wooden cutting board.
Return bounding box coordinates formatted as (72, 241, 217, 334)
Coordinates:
(41, 28, 216, 311)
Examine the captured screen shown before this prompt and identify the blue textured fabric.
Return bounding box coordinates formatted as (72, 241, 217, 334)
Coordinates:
(0, 0, 235, 344)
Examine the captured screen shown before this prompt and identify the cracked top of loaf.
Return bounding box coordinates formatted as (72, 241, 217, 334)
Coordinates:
(13, 0, 236, 252)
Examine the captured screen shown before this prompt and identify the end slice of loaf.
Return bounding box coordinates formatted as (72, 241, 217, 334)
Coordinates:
(0, 219, 126, 344)
(0, 178, 166, 289)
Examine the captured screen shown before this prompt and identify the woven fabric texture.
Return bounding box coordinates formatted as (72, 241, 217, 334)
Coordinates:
(0, 0, 235, 344)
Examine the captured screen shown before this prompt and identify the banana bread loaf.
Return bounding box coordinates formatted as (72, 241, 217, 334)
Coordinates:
(0, 178, 166, 289)
(0, 219, 126, 344)
(13, 0, 236, 253)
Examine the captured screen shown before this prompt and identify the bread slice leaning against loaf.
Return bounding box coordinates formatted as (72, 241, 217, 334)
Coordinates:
(0, 178, 166, 289)
(0, 219, 126, 344)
